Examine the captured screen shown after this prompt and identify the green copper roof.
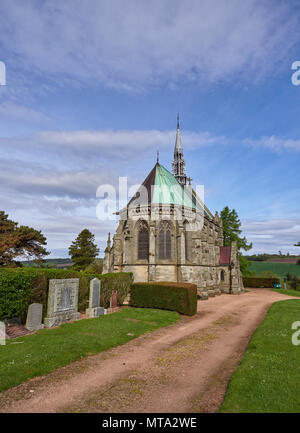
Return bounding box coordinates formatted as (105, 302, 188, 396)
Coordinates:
(127, 162, 211, 215)
(152, 163, 194, 207)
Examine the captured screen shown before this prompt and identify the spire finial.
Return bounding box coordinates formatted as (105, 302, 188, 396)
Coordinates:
(177, 113, 180, 129)
(157, 150, 159, 163)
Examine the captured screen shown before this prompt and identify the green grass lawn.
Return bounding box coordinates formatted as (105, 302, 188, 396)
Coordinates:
(0, 307, 180, 393)
(249, 261, 300, 278)
(220, 299, 300, 413)
(272, 288, 300, 297)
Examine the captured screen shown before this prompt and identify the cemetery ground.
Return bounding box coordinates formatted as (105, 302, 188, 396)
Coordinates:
(0, 289, 298, 413)
(0, 308, 179, 393)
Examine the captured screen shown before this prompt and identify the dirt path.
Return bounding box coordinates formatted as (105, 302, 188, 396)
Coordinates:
(0, 289, 297, 413)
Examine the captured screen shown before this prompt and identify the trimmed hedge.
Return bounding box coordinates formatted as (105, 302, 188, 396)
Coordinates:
(130, 281, 197, 316)
(242, 276, 280, 288)
(0, 268, 133, 322)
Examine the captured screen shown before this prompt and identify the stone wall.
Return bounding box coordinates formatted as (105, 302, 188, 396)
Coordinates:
(103, 204, 244, 298)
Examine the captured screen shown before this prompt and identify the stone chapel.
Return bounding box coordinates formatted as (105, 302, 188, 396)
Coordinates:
(103, 117, 244, 298)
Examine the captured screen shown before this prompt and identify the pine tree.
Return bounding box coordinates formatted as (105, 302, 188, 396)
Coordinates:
(68, 229, 99, 270)
(220, 206, 252, 251)
(0, 210, 49, 266)
(220, 206, 253, 277)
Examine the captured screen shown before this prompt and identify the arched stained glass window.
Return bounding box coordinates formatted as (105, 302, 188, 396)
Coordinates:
(137, 220, 149, 260)
(158, 220, 172, 260)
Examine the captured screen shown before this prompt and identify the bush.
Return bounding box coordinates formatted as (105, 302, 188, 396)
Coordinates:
(84, 259, 103, 274)
(288, 275, 300, 291)
(0, 268, 133, 322)
(259, 270, 280, 279)
(130, 281, 197, 316)
(242, 276, 280, 288)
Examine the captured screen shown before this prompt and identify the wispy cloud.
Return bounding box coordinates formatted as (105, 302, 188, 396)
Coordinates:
(0, 101, 49, 123)
(244, 136, 300, 152)
(242, 218, 300, 254)
(1, 129, 225, 171)
(0, 0, 298, 90)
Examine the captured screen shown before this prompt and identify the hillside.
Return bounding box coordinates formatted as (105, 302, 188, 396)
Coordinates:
(249, 261, 300, 278)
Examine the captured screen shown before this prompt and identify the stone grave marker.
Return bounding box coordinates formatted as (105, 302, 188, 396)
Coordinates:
(86, 278, 106, 318)
(25, 303, 44, 331)
(44, 278, 80, 328)
(110, 290, 118, 309)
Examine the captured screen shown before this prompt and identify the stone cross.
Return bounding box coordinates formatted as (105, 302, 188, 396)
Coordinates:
(110, 290, 118, 309)
(86, 278, 106, 317)
(25, 303, 44, 331)
(44, 279, 80, 328)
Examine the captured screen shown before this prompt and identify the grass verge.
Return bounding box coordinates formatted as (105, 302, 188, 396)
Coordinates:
(272, 288, 300, 297)
(219, 299, 300, 413)
(0, 307, 180, 393)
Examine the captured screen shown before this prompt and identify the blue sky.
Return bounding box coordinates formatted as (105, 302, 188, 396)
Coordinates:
(0, 0, 299, 257)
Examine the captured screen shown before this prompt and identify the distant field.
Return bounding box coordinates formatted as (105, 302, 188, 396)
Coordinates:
(267, 258, 298, 264)
(249, 261, 300, 278)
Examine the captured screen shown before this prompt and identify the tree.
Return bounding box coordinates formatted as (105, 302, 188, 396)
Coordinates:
(294, 241, 300, 247)
(69, 229, 99, 270)
(85, 258, 103, 274)
(0, 211, 49, 266)
(238, 254, 256, 277)
(220, 206, 252, 251)
(220, 206, 253, 277)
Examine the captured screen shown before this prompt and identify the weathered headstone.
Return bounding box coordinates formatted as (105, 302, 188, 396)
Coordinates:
(110, 290, 118, 308)
(0, 321, 6, 345)
(86, 278, 106, 318)
(25, 303, 44, 331)
(44, 279, 80, 328)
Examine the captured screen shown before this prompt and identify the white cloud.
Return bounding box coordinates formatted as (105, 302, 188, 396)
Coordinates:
(245, 136, 300, 152)
(0, 101, 48, 122)
(36, 129, 224, 154)
(242, 218, 300, 254)
(0, 0, 298, 90)
(0, 129, 225, 172)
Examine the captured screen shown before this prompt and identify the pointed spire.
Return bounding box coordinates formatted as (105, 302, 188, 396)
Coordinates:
(174, 119, 182, 151)
(157, 150, 159, 163)
(172, 113, 187, 186)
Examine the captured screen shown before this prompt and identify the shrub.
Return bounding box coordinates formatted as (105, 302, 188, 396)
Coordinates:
(242, 276, 280, 288)
(0, 268, 133, 322)
(130, 281, 197, 316)
(288, 275, 300, 291)
(259, 270, 280, 279)
(84, 259, 103, 274)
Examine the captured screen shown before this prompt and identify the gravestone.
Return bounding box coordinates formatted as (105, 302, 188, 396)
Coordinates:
(44, 279, 80, 328)
(86, 278, 106, 318)
(0, 321, 6, 345)
(25, 303, 44, 331)
(110, 290, 118, 308)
